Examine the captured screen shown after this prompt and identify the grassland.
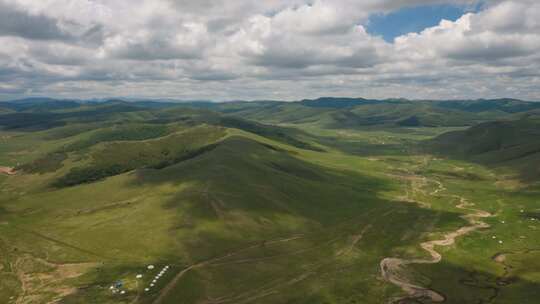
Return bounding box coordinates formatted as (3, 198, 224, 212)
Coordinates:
(0, 101, 539, 304)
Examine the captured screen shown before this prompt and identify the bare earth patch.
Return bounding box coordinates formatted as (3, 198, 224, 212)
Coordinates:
(492, 253, 506, 263)
(0, 166, 16, 175)
(13, 254, 97, 304)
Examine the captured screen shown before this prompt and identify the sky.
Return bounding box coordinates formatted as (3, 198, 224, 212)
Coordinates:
(0, 0, 539, 101)
(366, 4, 476, 42)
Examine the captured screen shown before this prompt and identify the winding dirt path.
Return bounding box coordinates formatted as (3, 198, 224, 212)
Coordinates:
(380, 160, 493, 303)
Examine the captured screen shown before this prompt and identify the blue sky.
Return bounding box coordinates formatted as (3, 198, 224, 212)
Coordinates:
(367, 4, 480, 42)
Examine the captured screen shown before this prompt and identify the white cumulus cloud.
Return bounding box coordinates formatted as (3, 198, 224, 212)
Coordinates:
(0, 0, 538, 101)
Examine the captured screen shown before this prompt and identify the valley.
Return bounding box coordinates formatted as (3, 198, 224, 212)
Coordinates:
(0, 99, 539, 304)
(2, 0, 540, 303)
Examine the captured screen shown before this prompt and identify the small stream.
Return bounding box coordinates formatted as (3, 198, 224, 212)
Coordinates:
(380, 193, 492, 303)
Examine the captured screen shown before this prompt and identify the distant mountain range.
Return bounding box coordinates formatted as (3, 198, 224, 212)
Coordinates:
(3, 97, 539, 129)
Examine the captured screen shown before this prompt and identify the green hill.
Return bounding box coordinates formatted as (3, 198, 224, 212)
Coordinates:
(8, 105, 321, 187)
(427, 114, 540, 180)
(196, 98, 540, 128)
(3, 97, 539, 130)
(299, 97, 382, 108)
(433, 98, 540, 113)
(1, 98, 540, 304)
(0, 106, 444, 304)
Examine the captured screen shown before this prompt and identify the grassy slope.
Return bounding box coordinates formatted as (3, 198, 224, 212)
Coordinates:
(428, 114, 540, 181)
(0, 120, 464, 304)
(199, 98, 539, 128)
(1, 103, 540, 304)
(295, 124, 540, 304)
(413, 158, 540, 304)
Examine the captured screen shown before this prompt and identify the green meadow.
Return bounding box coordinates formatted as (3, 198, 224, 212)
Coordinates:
(1, 100, 539, 303)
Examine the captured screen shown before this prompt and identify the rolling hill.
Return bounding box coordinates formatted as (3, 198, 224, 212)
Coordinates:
(1, 98, 540, 304)
(0, 102, 435, 304)
(190, 97, 540, 128)
(3, 97, 540, 129)
(427, 114, 540, 181)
